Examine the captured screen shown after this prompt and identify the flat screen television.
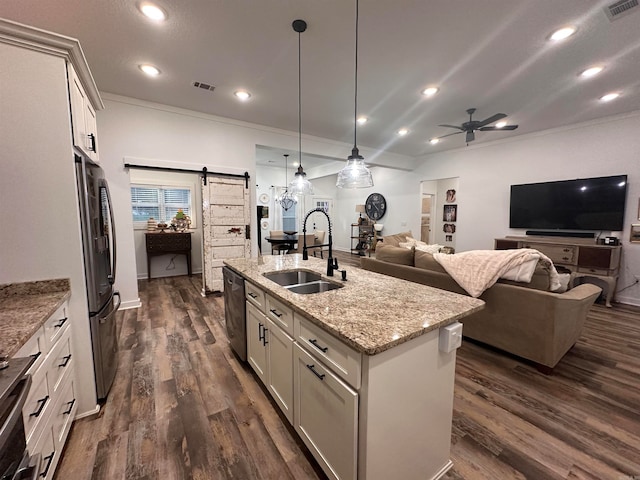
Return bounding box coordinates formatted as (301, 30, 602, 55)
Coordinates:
(509, 175, 628, 231)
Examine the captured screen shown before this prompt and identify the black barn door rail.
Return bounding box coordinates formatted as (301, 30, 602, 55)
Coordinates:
(124, 163, 250, 188)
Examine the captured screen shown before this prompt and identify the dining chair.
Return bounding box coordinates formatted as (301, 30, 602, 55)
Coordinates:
(289, 234, 315, 254)
(269, 230, 289, 255)
(308, 230, 327, 258)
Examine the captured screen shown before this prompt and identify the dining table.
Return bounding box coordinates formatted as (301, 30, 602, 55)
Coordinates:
(264, 234, 299, 253)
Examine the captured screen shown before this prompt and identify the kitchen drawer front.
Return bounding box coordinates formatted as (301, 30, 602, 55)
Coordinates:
(295, 315, 361, 390)
(43, 301, 70, 349)
(16, 326, 46, 375)
(522, 242, 576, 265)
(47, 328, 74, 396)
(23, 367, 51, 445)
(266, 294, 294, 336)
(245, 281, 266, 312)
(52, 376, 77, 452)
(31, 423, 57, 480)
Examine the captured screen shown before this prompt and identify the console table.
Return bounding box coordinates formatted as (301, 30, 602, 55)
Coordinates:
(145, 231, 192, 279)
(495, 236, 621, 307)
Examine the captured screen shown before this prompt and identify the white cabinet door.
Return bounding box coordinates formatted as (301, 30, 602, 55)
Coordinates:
(68, 63, 98, 161)
(266, 317, 293, 424)
(246, 302, 267, 384)
(293, 344, 358, 480)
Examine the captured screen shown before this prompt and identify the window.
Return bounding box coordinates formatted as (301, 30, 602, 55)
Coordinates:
(282, 204, 297, 232)
(131, 184, 194, 228)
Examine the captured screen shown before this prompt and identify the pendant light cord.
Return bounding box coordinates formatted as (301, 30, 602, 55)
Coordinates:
(353, 0, 359, 149)
(298, 30, 303, 168)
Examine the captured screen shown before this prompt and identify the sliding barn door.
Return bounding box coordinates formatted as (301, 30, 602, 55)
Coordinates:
(202, 175, 251, 293)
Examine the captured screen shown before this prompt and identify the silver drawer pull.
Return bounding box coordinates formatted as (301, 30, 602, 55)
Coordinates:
(309, 339, 328, 353)
(269, 308, 283, 318)
(306, 364, 325, 381)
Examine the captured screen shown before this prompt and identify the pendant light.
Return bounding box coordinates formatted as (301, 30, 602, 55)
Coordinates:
(336, 0, 373, 189)
(277, 154, 297, 211)
(289, 19, 314, 196)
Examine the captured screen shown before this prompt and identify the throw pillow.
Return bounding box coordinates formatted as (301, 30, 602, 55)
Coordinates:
(414, 243, 444, 254)
(381, 231, 413, 247)
(375, 244, 415, 266)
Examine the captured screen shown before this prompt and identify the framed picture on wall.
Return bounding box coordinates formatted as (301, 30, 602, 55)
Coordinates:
(446, 189, 456, 203)
(443, 223, 456, 234)
(631, 224, 640, 243)
(443, 205, 457, 222)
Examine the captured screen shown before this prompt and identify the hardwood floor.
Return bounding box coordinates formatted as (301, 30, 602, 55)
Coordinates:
(55, 265, 640, 480)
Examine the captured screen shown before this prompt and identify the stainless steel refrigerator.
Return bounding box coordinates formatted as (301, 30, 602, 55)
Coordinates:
(75, 153, 120, 401)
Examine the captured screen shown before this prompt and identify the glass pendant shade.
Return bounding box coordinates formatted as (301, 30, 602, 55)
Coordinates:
(336, 147, 373, 188)
(289, 165, 313, 195)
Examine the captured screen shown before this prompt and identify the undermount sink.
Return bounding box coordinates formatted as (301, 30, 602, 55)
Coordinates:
(263, 270, 343, 295)
(264, 270, 322, 286)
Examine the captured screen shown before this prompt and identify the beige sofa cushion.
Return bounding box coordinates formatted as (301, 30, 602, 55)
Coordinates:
(381, 231, 413, 247)
(375, 244, 415, 266)
(414, 250, 447, 273)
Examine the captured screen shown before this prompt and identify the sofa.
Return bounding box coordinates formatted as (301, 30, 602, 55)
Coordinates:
(361, 234, 602, 371)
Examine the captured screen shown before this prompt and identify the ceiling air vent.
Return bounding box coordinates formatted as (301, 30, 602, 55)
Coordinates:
(193, 81, 215, 92)
(604, 0, 638, 21)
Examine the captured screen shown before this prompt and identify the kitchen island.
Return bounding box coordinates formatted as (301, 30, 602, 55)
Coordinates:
(224, 255, 484, 480)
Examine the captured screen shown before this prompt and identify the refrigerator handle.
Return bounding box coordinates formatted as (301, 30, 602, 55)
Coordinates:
(103, 182, 117, 285)
(99, 292, 121, 324)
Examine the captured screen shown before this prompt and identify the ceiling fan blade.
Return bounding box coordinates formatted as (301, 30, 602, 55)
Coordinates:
(479, 125, 519, 131)
(466, 130, 475, 143)
(475, 113, 507, 128)
(438, 124, 464, 130)
(437, 131, 464, 139)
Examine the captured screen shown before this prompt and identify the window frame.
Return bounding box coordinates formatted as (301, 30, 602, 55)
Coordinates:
(131, 181, 197, 230)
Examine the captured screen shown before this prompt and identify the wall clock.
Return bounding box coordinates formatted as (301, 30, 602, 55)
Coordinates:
(365, 193, 386, 221)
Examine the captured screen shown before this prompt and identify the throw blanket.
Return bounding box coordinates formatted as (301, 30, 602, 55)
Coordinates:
(433, 248, 561, 297)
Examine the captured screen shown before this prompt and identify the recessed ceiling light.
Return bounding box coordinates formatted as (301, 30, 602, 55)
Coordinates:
(600, 92, 620, 102)
(495, 121, 507, 129)
(421, 87, 439, 97)
(234, 90, 251, 101)
(580, 66, 604, 78)
(139, 64, 161, 76)
(357, 116, 368, 125)
(138, 2, 167, 21)
(429, 138, 439, 145)
(549, 26, 576, 41)
(397, 128, 409, 136)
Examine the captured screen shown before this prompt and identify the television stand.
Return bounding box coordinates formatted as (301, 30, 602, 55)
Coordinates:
(495, 236, 621, 307)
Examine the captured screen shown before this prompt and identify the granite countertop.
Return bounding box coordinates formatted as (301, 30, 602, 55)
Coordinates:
(0, 279, 71, 357)
(224, 255, 484, 355)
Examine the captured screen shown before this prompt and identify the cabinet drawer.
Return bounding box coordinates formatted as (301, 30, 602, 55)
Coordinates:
(577, 246, 618, 270)
(295, 315, 361, 390)
(52, 377, 77, 452)
(47, 328, 73, 396)
(577, 266, 612, 276)
(43, 302, 70, 349)
(31, 423, 57, 480)
(495, 239, 518, 250)
(523, 243, 576, 264)
(266, 294, 294, 336)
(145, 233, 191, 251)
(23, 369, 51, 444)
(245, 281, 266, 312)
(16, 327, 46, 375)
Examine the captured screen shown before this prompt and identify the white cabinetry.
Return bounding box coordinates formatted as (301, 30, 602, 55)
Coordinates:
(68, 63, 99, 161)
(16, 300, 77, 480)
(245, 284, 294, 423)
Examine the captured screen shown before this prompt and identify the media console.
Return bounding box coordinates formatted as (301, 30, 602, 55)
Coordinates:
(495, 236, 621, 307)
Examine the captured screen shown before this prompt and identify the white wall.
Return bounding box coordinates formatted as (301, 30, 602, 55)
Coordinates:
(413, 111, 640, 306)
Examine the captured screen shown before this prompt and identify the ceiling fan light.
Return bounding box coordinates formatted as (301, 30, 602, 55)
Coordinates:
(495, 121, 507, 129)
(549, 26, 576, 41)
(421, 87, 439, 97)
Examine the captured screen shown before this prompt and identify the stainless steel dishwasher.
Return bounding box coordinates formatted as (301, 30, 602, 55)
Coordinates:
(223, 266, 247, 361)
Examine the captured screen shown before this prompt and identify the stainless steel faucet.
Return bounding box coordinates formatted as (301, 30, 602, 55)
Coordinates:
(302, 208, 337, 276)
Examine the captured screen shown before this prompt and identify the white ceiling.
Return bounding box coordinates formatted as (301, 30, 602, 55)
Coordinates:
(1, 0, 639, 163)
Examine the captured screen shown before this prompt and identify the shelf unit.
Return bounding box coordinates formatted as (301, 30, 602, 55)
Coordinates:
(351, 223, 373, 255)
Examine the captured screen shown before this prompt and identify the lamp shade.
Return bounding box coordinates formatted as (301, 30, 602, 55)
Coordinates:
(336, 148, 373, 188)
(355, 204, 366, 214)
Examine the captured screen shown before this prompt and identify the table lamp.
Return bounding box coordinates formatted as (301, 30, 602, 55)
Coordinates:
(356, 204, 366, 224)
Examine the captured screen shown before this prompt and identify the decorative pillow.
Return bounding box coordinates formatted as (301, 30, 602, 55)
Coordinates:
(414, 250, 447, 273)
(375, 244, 415, 266)
(414, 243, 444, 254)
(381, 231, 413, 247)
(497, 260, 552, 291)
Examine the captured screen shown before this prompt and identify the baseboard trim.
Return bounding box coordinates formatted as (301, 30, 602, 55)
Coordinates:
(75, 404, 101, 420)
(120, 298, 141, 310)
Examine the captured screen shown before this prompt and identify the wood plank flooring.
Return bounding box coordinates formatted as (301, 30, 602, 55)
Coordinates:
(55, 255, 640, 480)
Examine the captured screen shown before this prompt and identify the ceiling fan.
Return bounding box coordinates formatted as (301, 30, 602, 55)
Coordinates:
(438, 108, 518, 144)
